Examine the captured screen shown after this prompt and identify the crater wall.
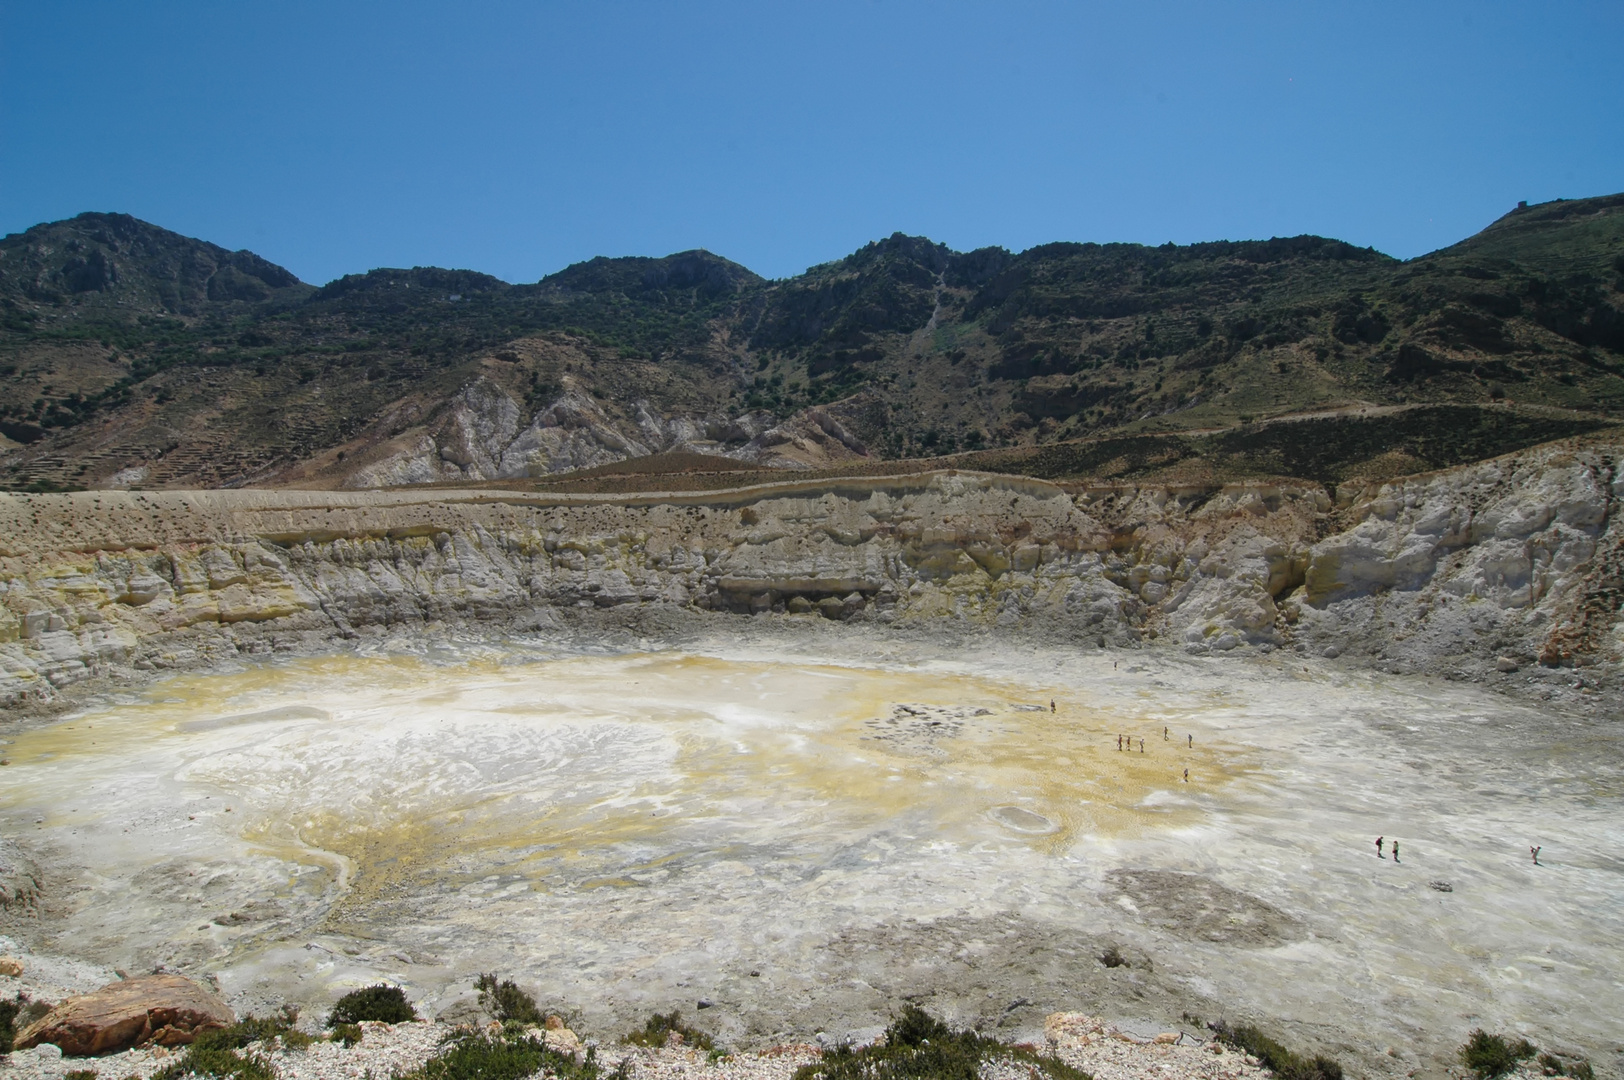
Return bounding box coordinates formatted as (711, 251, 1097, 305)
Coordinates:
(2, 437, 1620, 712)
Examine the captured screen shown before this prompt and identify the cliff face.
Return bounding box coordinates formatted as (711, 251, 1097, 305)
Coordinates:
(1, 437, 1619, 713)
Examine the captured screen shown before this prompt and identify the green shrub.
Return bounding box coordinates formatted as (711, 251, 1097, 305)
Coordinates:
(65, 1071, 98, 1080)
(886, 1005, 952, 1047)
(0, 997, 15, 1056)
(397, 1029, 605, 1080)
(1460, 1030, 1537, 1080)
(150, 1033, 273, 1080)
(794, 1005, 1089, 1080)
(330, 1022, 363, 1048)
(327, 984, 417, 1026)
(1529, 1048, 1591, 1080)
(202, 1007, 312, 1051)
(475, 973, 543, 1025)
(1212, 1022, 1342, 1080)
(149, 1011, 321, 1080)
(624, 1011, 714, 1051)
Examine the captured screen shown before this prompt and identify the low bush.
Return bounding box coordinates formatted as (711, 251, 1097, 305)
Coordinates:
(1099, 947, 1128, 969)
(624, 1011, 714, 1051)
(330, 1022, 363, 1048)
(150, 1030, 274, 1080)
(327, 984, 417, 1026)
(214, 1007, 316, 1051)
(1532, 1048, 1592, 1080)
(398, 1029, 611, 1080)
(1211, 1021, 1342, 1080)
(1460, 1030, 1537, 1080)
(794, 1004, 1090, 1080)
(475, 973, 543, 1025)
(149, 1010, 320, 1080)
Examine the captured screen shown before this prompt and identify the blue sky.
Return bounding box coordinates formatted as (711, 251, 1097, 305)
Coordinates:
(2, 2, 1620, 285)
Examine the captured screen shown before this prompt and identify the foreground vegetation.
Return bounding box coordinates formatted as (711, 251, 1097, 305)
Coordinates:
(398, 1028, 614, 1080)
(1459, 1029, 1593, 1080)
(794, 1005, 1090, 1080)
(0, 975, 1602, 1080)
(1209, 1021, 1342, 1080)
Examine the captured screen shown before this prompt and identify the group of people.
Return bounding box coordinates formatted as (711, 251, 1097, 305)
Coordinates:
(1113, 727, 1193, 782)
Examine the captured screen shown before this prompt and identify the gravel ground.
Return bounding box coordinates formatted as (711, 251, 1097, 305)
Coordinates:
(1041, 1014, 1270, 1080)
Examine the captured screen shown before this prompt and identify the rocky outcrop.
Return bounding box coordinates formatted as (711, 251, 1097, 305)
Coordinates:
(342, 378, 869, 488)
(13, 973, 233, 1055)
(2, 437, 1620, 712)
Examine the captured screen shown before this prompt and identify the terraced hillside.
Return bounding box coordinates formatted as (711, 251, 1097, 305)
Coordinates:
(2, 193, 1621, 490)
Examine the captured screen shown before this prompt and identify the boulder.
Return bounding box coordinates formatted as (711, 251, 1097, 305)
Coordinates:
(0, 957, 22, 977)
(13, 974, 234, 1055)
(543, 1014, 582, 1056)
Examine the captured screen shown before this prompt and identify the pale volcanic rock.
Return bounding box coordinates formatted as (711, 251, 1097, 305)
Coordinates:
(1043, 1013, 1272, 1080)
(12, 973, 234, 1055)
(342, 377, 863, 489)
(2, 437, 1622, 713)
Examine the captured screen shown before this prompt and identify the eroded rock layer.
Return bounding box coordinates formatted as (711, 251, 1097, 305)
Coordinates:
(2, 436, 1620, 711)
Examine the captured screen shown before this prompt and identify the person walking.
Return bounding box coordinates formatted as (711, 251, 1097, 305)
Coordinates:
(1187, 734, 1193, 748)
(1182, 768, 1189, 782)
(1531, 846, 1541, 866)
(1139, 738, 1145, 753)
(1050, 700, 1056, 713)
(1164, 726, 1169, 740)
(1392, 840, 1400, 863)
(1376, 836, 1384, 858)
(1117, 734, 1123, 751)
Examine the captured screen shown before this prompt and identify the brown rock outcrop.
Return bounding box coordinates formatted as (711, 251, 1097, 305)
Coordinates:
(13, 973, 233, 1055)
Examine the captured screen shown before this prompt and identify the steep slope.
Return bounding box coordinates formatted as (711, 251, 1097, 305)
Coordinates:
(1, 194, 1621, 491)
(3, 432, 1621, 717)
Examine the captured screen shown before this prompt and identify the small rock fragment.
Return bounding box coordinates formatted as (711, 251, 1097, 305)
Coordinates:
(543, 1016, 581, 1055)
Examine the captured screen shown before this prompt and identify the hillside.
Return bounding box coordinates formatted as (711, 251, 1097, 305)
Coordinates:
(2, 194, 1622, 490)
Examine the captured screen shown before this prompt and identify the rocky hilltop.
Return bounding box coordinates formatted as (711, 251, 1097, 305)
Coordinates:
(2, 193, 1621, 492)
(3, 433, 1618, 715)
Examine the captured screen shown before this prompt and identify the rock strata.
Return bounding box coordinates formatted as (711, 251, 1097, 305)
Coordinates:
(1, 436, 1621, 713)
(13, 973, 234, 1055)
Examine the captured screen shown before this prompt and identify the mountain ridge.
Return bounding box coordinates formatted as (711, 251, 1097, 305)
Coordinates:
(2, 193, 1621, 491)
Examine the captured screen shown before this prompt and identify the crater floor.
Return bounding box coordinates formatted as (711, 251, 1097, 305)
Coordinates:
(2, 633, 1619, 1077)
